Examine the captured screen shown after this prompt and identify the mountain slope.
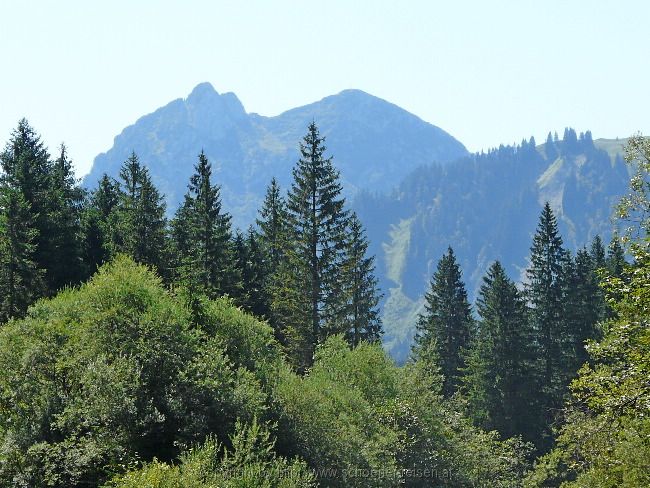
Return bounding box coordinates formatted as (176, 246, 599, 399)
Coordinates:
(354, 131, 630, 362)
(85, 83, 468, 225)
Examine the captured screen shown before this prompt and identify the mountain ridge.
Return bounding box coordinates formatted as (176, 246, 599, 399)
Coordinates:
(85, 83, 468, 225)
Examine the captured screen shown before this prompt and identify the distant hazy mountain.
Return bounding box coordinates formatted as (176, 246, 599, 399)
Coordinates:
(85, 84, 631, 362)
(85, 83, 468, 225)
(353, 131, 630, 362)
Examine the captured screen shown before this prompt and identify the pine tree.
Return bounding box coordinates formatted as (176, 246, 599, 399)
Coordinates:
(607, 234, 626, 278)
(233, 228, 269, 318)
(171, 151, 239, 300)
(111, 153, 167, 273)
(284, 122, 349, 370)
(463, 261, 534, 440)
(413, 246, 474, 396)
(82, 174, 120, 275)
(565, 248, 602, 370)
(0, 187, 44, 322)
(526, 203, 570, 444)
(341, 213, 382, 346)
(590, 235, 606, 270)
(47, 144, 85, 289)
(256, 177, 288, 275)
(0, 119, 54, 293)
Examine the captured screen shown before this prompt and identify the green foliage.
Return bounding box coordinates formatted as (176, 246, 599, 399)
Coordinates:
(413, 247, 474, 397)
(463, 261, 536, 441)
(338, 213, 383, 346)
(275, 336, 529, 487)
(0, 187, 44, 321)
(107, 419, 316, 488)
(526, 245, 650, 487)
(525, 203, 571, 446)
(527, 135, 650, 486)
(283, 122, 350, 369)
(109, 153, 168, 273)
(0, 256, 279, 487)
(171, 151, 240, 300)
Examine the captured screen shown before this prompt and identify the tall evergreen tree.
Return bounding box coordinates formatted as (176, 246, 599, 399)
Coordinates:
(256, 177, 288, 275)
(171, 151, 239, 300)
(47, 144, 85, 289)
(284, 122, 349, 370)
(565, 248, 602, 369)
(340, 213, 382, 346)
(111, 153, 167, 272)
(0, 119, 54, 292)
(81, 174, 120, 275)
(233, 228, 269, 318)
(463, 261, 534, 440)
(607, 233, 626, 278)
(413, 246, 474, 396)
(589, 235, 606, 270)
(526, 203, 570, 445)
(0, 187, 44, 322)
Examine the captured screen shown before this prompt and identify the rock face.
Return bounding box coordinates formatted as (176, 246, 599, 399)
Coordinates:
(85, 82, 468, 226)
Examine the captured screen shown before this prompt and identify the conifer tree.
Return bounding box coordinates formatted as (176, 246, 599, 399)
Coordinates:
(0, 119, 54, 292)
(0, 187, 44, 322)
(111, 153, 167, 272)
(526, 203, 570, 444)
(256, 177, 288, 275)
(413, 246, 474, 396)
(233, 228, 269, 318)
(340, 213, 382, 346)
(284, 122, 349, 369)
(463, 261, 534, 440)
(565, 248, 602, 369)
(47, 144, 85, 289)
(607, 234, 626, 278)
(82, 174, 120, 275)
(589, 235, 606, 270)
(171, 151, 239, 300)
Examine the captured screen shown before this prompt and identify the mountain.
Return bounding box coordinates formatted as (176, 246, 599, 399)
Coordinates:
(85, 83, 468, 225)
(85, 85, 632, 362)
(354, 130, 630, 362)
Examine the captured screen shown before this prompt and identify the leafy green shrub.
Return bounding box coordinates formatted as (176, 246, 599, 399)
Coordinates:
(0, 256, 280, 487)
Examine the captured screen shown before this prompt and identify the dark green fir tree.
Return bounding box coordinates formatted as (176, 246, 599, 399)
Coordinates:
(526, 202, 570, 446)
(341, 213, 382, 346)
(0, 187, 44, 322)
(171, 151, 239, 300)
(284, 122, 349, 370)
(413, 246, 474, 397)
(463, 261, 535, 440)
(46, 144, 85, 289)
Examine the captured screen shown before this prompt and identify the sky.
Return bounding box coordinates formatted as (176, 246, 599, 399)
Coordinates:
(0, 0, 648, 176)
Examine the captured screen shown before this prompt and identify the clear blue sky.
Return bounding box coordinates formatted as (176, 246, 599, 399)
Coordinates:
(1, 0, 648, 176)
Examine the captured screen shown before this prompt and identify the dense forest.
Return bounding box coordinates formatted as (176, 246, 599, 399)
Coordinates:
(0, 119, 648, 487)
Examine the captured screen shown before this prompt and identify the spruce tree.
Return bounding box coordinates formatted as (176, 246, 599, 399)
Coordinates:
(0, 187, 44, 322)
(526, 202, 570, 444)
(284, 122, 349, 369)
(47, 144, 85, 289)
(171, 151, 239, 300)
(463, 261, 534, 440)
(565, 248, 602, 369)
(82, 174, 120, 275)
(256, 177, 288, 275)
(341, 213, 382, 346)
(413, 246, 474, 397)
(233, 228, 269, 318)
(607, 234, 626, 278)
(111, 153, 167, 273)
(0, 119, 54, 293)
